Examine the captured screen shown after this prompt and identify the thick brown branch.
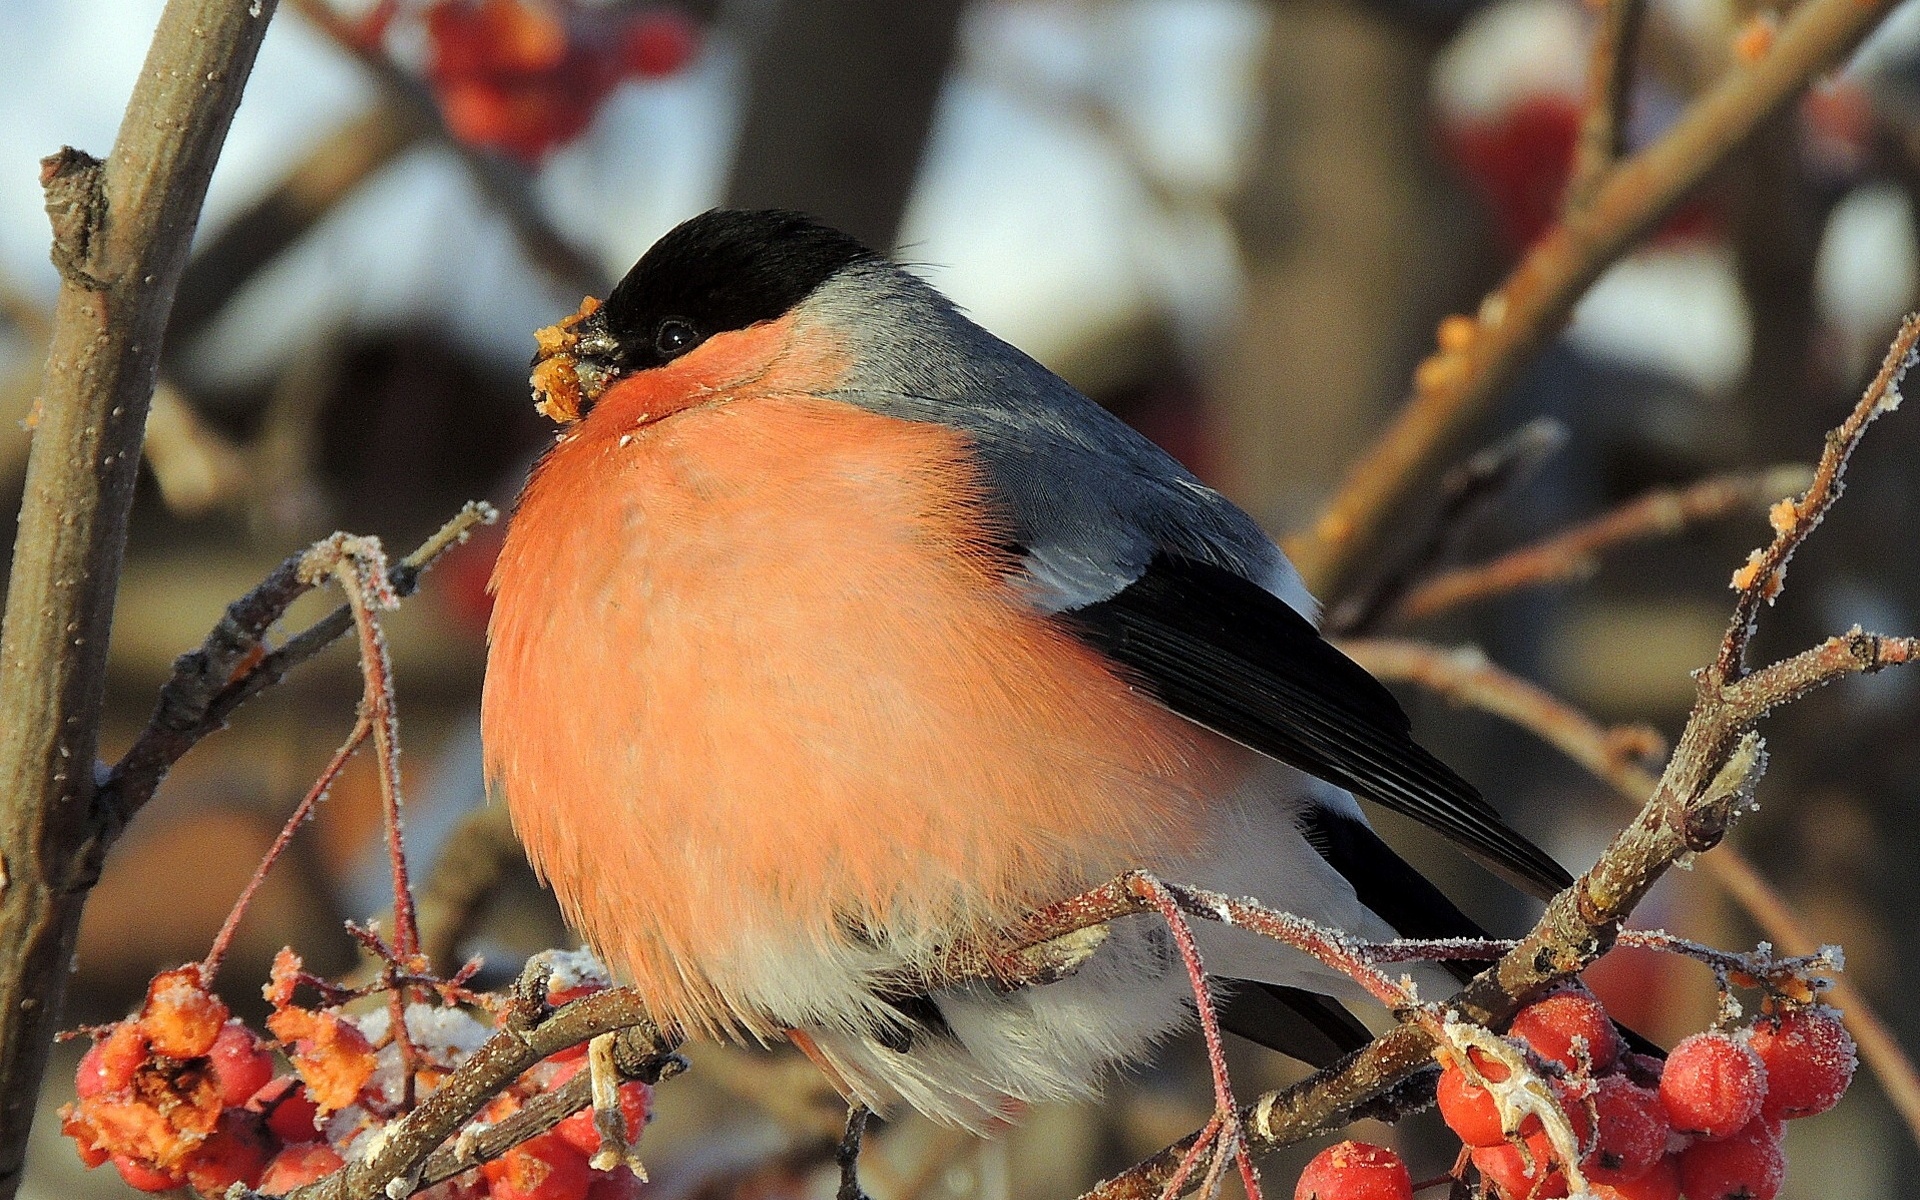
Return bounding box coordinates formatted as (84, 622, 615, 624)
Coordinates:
(1387, 466, 1811, 625)
(1282, 0, 1903, 595)
(284, 964, 681, 1200)
(0, 1, 280, 1191)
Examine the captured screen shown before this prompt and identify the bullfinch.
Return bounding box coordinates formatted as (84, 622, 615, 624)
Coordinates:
(482, 208, 1573, 1130)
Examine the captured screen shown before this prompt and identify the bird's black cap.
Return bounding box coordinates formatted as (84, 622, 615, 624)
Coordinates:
(590, 209, 879, 373)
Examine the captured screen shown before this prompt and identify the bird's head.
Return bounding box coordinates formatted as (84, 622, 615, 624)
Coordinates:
(529, 209, 879, 424)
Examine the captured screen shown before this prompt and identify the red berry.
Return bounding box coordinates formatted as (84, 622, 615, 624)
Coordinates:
(180, 1108, 274, 1194)
(1471, 1132, 1568, 1199)
(88, 1022, 149, 1096)
(1748, 1008, 1856, 1119)
(260, 1142, 347, 1193)
(1437, 1053, 1539, 1147)
(585, 1168, 647, 1200)
(619, 11, 697, 77)
(1678, 1117, 1785, 1200)
(113, 1154, 184, 1192)
(1295, 1141, 1414, 1200)
(485, 1131, 593, 1200)
(139, 966, 230, 1059)
(1659, 1033, 1766, 1139)
(60, 1105, 110, 1168)
(1582, 1075, 1668, 1182)
(1620, 1053, 1664, 1089)
(1508, 990, 1623, 1074)
(256, 1076, 324, 1143)
(556, 1080, 652, 1156)
(208, 1021, 276, 1107)
(75, 1039, 116, 1100)
(1592, 1154, 1681, 1200)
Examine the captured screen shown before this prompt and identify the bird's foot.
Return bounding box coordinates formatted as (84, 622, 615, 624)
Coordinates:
(1129, 874, 1264, 1200)
(835, 1103, 872, 1200)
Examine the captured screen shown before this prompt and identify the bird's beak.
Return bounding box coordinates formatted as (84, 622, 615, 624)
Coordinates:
(530, 296, 620, 424)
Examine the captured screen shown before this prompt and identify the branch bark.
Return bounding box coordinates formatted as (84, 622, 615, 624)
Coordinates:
(1282, 0, 1903, 596)
(0, 1, 280, 1190)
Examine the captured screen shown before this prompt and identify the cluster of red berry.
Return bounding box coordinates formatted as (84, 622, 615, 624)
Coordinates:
(424, 0, 699, 162)
(1295, 988, 1856, 1200)
(60, 953, 650, 1199)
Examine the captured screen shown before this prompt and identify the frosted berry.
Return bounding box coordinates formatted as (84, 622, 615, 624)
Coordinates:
(113, 1153, 184, 1193)
(75, 1037, 122, 1100)
(1678, 1116, 1785, 1200)
(1295, 1141, 1414, 1200)
(1438, 1051, 1541, 1147)
(1509, 990, 1623, 1074)
(555, 1080, 652, 1156)
(1748, 1008, 1855, 1119)
(260, 1142, 347, 1193)
(585, 1168, 647, 1199)
(139, 966, 229, 1059)
(1594, 1154, 1681, 1200)
(1471, 1132, 1567, 1200)
(208, 1020, 276, 1107)
(180, 1108, 274, 1194)
(1659, 1033, 1765, 1139)
(1579, 1075, 1668, 1183)
(483, 1130, 593, 1200)
(255, 1076, 324, 1143)
(86, 1022, 149, 1096)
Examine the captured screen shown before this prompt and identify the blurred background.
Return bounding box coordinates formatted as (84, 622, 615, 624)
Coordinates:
(5, 0, 1920, 1194)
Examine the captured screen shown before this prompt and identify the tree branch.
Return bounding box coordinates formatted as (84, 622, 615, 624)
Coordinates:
(1342, 636, 1920, 1148)
(1082, 318, 1920, 1198)
(1282, 0, 1903, 596)
(0, 1, 281, 1190)
(1385, 465, 1812, 626)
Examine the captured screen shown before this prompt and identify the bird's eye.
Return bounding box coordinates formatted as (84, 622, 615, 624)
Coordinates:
(654, 318, 698, 359)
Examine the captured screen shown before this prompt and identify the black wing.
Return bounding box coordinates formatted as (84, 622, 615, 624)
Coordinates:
(1061, 555, 1572, 899)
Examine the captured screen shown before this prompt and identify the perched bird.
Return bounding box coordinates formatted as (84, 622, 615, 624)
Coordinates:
(482, 208, 1572, 1130)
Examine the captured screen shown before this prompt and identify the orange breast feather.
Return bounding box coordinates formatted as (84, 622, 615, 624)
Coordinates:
(482, 318, 1227, 1036)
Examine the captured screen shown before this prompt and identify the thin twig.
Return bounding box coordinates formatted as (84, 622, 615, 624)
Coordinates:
(1717, 317, 1920, 680)
(99, 501, 497, 834)
(1566, 0, 1649, 211)
(0, 0, 281, 1187)
(1341, 636, 1920, 1151)
(1386, 465, 1813, 625)
(203, 715, 372, 980)
(1282, 0, 1904, 595)
(1325, 418, 1567, 635)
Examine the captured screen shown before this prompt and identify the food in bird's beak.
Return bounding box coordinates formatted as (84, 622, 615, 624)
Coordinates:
(529, 295, 604, 424)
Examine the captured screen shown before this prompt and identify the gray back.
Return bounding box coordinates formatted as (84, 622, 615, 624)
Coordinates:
(804, 261, 1316, 620)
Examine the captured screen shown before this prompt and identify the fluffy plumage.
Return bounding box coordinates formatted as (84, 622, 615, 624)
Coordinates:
(484, 209, 1563, 1129)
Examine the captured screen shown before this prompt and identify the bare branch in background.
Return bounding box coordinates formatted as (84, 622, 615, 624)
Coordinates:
(1385, 465, 1814, 626)
(1284, 0, 1904, 596)
(288, 0, 608, 297)
(1325, 417, 1567, 636)
(0, 0, 282, 1188)
(1566, 0, 1649, 210)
